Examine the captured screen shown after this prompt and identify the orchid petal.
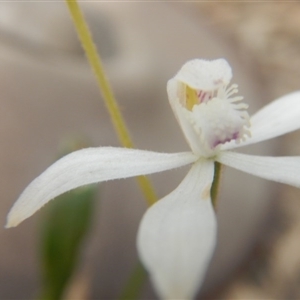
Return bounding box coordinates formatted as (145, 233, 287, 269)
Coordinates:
(174, 58, 232, 91)
(217, 151, 300, 188)
(137, 160, 216, 299)
(6, 147, 196, 228)
(167, 59, 234, 156)
(221, 91, 300, 150)
(167, 79, 204, 155)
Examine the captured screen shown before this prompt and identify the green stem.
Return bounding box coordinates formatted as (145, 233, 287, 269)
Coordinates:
(64, 0, 157, 207)
(211, 162, 222, 209)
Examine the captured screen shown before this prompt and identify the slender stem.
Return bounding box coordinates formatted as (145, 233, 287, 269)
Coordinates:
(65, 2, 155, 298)
(211, 162, 222, 209)
(65, 0, 157, 206)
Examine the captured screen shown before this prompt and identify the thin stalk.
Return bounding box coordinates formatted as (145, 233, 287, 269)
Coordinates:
(65, 0, 157, 207)
(211, 162, 222, 209)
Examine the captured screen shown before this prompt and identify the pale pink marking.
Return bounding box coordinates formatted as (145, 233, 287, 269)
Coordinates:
(197, 90, 212, 103)
(212, 132, 239, 148)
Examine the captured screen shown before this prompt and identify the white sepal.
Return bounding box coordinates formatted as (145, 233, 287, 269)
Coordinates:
(6, 147, 196, 228)
(137, 160, 216, 299)
(217, 151, 300, 188)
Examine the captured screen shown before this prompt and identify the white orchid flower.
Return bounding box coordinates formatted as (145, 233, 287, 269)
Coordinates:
(6, 59, 300, 299)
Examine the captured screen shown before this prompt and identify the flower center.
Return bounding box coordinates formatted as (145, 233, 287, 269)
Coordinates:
(184, 83, 251, 155)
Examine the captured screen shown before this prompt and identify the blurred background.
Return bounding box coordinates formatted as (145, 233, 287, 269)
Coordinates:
(0, 1, 300, 299)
